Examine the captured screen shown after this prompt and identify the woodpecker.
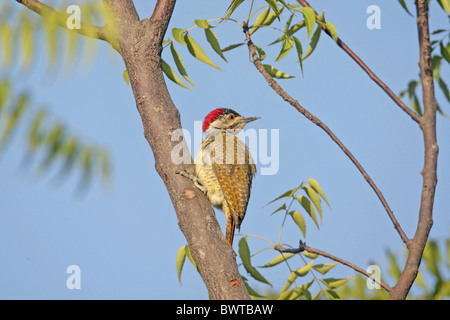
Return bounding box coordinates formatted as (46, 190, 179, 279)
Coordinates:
(178, 108, 259, 247)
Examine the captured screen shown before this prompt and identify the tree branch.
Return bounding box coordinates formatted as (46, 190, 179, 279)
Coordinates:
(243, 25, 410, 246)
(15, 0, 119, 50)
(296, 0, 421, 124)
(101, 0, 250, 300)
(390, 0, 438, 300)
(275, 241, 392, 293)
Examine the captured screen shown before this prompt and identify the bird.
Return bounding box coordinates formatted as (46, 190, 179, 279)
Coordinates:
(178, 108, 259, 247)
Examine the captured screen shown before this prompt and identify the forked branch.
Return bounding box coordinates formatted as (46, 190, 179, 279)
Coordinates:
(275, 241, 391, 293)
(16, 0, 119, 50)
(243, 25, 410, 246)
(296, 0, 421, 124)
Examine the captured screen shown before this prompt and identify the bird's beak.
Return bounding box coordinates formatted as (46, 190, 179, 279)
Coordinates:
(241, 116, 260, 123)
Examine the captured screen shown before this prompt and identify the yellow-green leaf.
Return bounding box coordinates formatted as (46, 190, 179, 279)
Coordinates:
(205, 28, 227, 62)
(239, 237, 272, 286)
(195, 19, 210, 29)
(161, 59, 191, 89)
(172, 28, 187, 45)
(263, 64, 294, 79)
(122, 70, 130, 87)
(250, 7, 270, 35)
(260, 253, 295, 268)
(293, 36, 304, 76)
(300, 7, 316, 40)
(281, 260, 314, 292)
(303, 185, 322, 222)
(275, 36, 294, 62)
(170, 43, 196, 87)
(325, 21, 338, 43)
(297, 195, 319, 228)
(302, 24, 322, 60)
(184, 33, 222, 70)
(320, 277, 352, 289)
(289, 210, 306, 237)
(176, 245, 187, 284)
(306, 178, 330, 208)
(313, 263, 337, 275)
(302, 251, 319, 259)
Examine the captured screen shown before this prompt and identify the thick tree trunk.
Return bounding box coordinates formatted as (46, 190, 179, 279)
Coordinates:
(102, 0, 250, 299)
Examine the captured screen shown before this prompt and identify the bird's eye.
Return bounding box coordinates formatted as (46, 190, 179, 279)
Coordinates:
(228, 114, 234, 120)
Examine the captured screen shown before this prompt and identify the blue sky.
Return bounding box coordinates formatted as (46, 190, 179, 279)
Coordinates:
(0, 0, 449, 299)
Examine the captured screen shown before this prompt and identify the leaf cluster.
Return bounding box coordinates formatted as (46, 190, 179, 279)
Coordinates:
(1, 2, 111, 190)
(160, 0, 339, 88)
(398, 0, 450, 117)
(0, 79, 110, 190)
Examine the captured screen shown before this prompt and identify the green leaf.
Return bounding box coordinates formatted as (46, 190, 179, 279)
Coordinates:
(440, 42, 450, 64)
(221, 43, 245, 52)
(303, 185, 323, 222)
(275, 36, 294, 62)
(176, 245, 187, 284)
(297, 195, 319, 229)
(397, 0, 413, 16)
(306, 178, 330, 208)
(289, 210, 306, 237)
(423, 241, 443, 280)
(27, 109, 47, 151)
(204, 28, 227, 62)
(170, 43, 196, 87)
(161, 59, 191, 89)
(0, 93, 29, 150)
(437, 0, 450, 14)
(0, 80, 10, 114)
(407, 80, 422, 116)
(293, 36, 304, 76)
(300, 7, 316, 40)
(325, 22, 338, 43)
(122, 70, 130, 87)
(269, 203, 286, 215)
(225, 0, 245, 20)
(260, 253, 295, 268)
(302, 24, 322, 60)
(277, 287, 295, 300)
(265, 186, 300, 206)
(185, 245, 197, 270)
(302, 251, 319, 259)
(172, 28, 187, 45)
(281, 260, 314, 292)
(263, 64, 294, 79)
(265, 0, 281, 20)
(19, 12, 34, 70)
(238, 237, 272, 286)
(313, 263, 337, 275)
(250, 7, 270, 35)
(98, 148, 111, 184)
(195, 19, 210, 29)
(255, 45, 267, 61)
(288, 21, 306, 36)
(244, 281, 265, 298)
(184, 33, 222, 70)
(1, 24, 13, 67)
(387, 250, 402, 281)
(320, 277, 352, 289)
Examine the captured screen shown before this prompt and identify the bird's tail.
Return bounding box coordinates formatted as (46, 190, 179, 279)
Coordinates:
(226, 217, 236, 247)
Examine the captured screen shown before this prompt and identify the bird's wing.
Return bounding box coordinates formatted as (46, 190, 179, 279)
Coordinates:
(211, 134, 256, 229)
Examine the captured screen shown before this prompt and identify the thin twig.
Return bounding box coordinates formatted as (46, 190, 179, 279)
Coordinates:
(275, 241, 392, 293)
(296, 0, 421, 124)
(16, 0, 118, 50)
(243, 24, 410, 246)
